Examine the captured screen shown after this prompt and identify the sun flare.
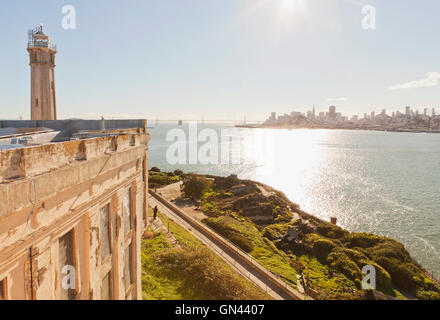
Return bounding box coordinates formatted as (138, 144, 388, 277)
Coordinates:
(281, 0, 296, 11)
(231, 0, 309, 32)
(277, 0, 308, 26)
(281, 0, 306, 13)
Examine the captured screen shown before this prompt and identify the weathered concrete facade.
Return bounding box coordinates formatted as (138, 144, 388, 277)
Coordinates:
(0, 120, 149, 300)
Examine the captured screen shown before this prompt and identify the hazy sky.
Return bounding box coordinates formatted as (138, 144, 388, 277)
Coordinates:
(0, 0, 439, 120)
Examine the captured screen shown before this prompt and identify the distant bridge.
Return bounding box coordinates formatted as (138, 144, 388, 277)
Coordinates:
(152, 119, 263, 124)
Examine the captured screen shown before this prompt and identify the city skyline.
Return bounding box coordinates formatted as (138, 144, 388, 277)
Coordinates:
(261, 104, 440, 132)
(0, 0, 439, 120)
(269, 104, 439, 120)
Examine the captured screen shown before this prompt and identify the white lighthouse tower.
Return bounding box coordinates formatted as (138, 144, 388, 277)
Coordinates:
(27, 25, 58, 120)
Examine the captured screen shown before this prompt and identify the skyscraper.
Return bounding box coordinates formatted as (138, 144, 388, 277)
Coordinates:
(328, 106, 336, 119)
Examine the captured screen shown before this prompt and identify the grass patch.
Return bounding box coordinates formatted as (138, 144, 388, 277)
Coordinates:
(148, 170, 181, 188)
(157, 212, 202, 249)
(298, 255, 357, 299)
(203, 214, 297, 287)
(142, 213, 272, 300)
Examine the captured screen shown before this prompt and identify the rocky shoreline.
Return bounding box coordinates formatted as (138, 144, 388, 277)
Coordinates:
(150, 169, 440, 300)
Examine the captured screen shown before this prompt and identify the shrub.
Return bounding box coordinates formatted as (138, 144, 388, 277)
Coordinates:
(217, 192, 233, 199)
(169, 175, 181, 183)
(316, 222, 348, 239)
(202, 202, 221, 216)
(312, 239, 337, 260)
(261, 224, 289, 241)
(327, 249, 362, 284)
(363, 261, 392, 293)
(173, 169, 184, 176)
(274, 214, 291, 224)
(150, 166, 161, 173)
(203, 218, 254, 252)
(423, 276, 440, 292)
(293, 219, 315, 234)
(149, 173, 168, 186)
(373, 256, 420, 293)
(290, 259, 306, 273)
(272, 205, 292, 220)
(344, 232, 384, 248)
(369, 241, 411, 262)
(181, 175, 213, 200)
(228, 233, 254, 253)
(416, 289, 440, 300)
(152, 247, 268, 299)
(338, 248, 394, 291)
(341, 248, 368, 266)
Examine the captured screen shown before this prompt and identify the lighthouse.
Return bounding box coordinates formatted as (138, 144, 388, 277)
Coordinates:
(27, 25, 57, 120)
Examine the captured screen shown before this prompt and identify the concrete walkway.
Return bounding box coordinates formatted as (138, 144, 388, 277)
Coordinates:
(148, 193, 307, 300)
(147, 216, 181, 249)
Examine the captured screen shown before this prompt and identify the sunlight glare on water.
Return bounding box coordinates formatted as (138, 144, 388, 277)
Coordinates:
(149, 123, 440, 276)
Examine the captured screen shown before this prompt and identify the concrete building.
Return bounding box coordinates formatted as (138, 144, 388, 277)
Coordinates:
(290, 111, 302, 118)
(0, 120, 149, 300)
(27, 25, 57, 120)
(270, 112, 276, 120)
(266, 112, 277, 125)
(328, 106, 336, 120)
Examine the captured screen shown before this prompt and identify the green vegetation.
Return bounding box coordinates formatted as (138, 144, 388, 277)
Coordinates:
(192, 174, 440, 300)
(180, 175, 213, 201)
(298, 255, 357, 299)
(203, 214, 297, 287)
(341, 232, 440, 298)
(261, 224, 289, 241)
(141, 212, 272, 300)
(158, 213, 203, 249)
(148, 167, 181, 188)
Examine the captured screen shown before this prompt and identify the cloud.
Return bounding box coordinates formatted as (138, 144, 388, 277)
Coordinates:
(327, 97, 348, 102)
(389, 72, 440, 90)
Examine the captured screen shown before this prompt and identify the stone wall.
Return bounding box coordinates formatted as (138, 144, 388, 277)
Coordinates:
(0, 125, 149, 300)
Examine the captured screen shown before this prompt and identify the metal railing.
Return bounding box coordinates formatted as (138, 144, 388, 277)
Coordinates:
(27, 41, 57, 50)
